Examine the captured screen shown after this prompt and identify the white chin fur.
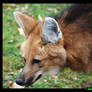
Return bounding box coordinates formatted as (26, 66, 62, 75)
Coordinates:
(43, 66, 60, 76)
(33, 71, 43, 82)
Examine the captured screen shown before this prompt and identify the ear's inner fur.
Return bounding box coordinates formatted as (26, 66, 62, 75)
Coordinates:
(14, 12, 38, 39)
(42, 17, 62, 44)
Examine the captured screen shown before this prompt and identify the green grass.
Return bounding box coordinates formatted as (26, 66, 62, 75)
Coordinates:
(28, 68, 92, 88)
(3, 4, 92, 89)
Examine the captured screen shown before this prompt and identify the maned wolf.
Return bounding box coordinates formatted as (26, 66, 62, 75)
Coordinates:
(14, 4, 92, 86)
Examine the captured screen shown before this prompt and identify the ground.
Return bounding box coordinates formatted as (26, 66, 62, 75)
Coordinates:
(3, 4, 92, 89)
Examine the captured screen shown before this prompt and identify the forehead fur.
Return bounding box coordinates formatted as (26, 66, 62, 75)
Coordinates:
(20, 23, 42, 61)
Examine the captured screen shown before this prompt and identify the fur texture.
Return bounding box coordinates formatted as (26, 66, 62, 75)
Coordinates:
(14, 4, 92, 86)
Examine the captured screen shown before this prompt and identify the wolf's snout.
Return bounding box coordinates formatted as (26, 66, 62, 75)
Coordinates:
(16, 79, 24, 85)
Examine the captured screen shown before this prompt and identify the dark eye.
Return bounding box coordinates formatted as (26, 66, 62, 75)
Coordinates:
(24, 58, 26, 64)
(32, 59, 40, 64)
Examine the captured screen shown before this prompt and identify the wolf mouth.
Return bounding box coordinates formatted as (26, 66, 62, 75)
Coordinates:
(16, 74, 42, 86)
(25, 74, 42, 86)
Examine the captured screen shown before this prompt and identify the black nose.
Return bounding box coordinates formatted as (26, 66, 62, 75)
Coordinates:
(16, 79, 24, 85)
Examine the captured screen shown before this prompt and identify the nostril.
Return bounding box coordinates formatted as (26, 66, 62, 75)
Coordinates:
(16, 79, 24, 85)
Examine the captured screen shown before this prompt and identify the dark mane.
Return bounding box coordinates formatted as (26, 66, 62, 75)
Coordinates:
(55, 4, 92, 25)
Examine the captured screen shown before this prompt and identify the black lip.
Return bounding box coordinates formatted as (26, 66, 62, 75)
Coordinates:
(25, 74, 42, 86)
(24, 77, 33, 86)
(35, 74, 42, 81)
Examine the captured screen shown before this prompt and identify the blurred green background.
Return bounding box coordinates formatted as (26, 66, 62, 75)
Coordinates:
(3, 4, 92, 88)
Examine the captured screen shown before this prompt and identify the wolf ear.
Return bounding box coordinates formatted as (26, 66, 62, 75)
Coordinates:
(14, 12, 38, 39)
(42, 17, 62, 44)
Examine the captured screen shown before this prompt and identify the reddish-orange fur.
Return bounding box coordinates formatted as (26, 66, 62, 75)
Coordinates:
(14, 4, 92, 85)
(56, 4, 92, 72)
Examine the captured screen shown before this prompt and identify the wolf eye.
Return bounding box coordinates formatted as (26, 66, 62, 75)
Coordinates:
(23, 58, 26, 65)
(24, 58, 26, 63)
(32, 59, 40, 64)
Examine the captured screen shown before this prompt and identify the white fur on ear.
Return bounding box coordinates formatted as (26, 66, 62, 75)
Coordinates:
(42, 17, 62, 44)
(18, 28, 25, 37)
(14, 11, 38, 39)
(14, 12, 26, 38)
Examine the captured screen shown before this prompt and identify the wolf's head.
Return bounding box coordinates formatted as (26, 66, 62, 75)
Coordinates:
(14, 12, 66, 86)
